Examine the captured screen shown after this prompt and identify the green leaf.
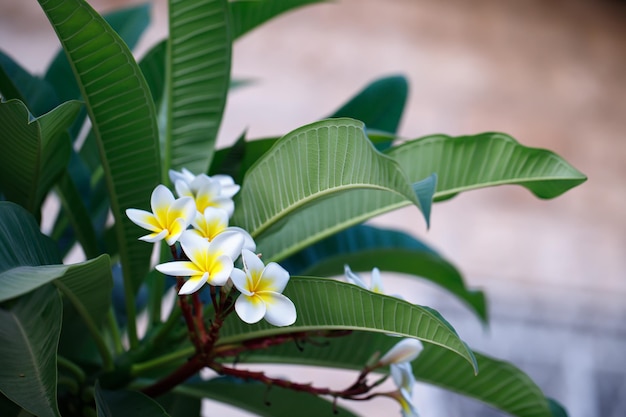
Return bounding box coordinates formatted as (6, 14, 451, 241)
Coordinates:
(240, 332, 555, 417)
(36, 0, 161, 294)
(0, 285, 62, 417)
(0, 51, 60, 116)
(282, 224, 487, 322)
(165, 0, 231, 175)
(95, 382, 170, 417)
(156, 391, 201, 417)
(329, 75, 408, 141)
(229, 0, 327, 39)
(387, 132, 587, 201)
(0, 99, 79, 214)
(44, 3, 152, 105)
(219, 276, 477, 372)
(413, 344, 554, 417)
(232, 118, 430, 261)
(139, 40, 167, 105)
(174, 377, 358, 417)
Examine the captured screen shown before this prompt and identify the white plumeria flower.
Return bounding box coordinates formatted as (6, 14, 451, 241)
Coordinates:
(155, 230, 244, 295)
(169, 169, 240, 217)
(382, 340, 422, 417)
(344, 265, 384, 293)
(230, 249, 296, 327)
(191, 207, 256, 252)
(125, 185, 196, 246)
(378, 338, 423, 366)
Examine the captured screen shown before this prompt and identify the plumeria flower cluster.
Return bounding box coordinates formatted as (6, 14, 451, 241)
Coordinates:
(345, 265, 423, 416)
(126, 168, 296, 327)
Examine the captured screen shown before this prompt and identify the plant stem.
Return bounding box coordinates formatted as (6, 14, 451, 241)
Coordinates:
(57, 355, 86, 383)
(105, 307, 124, 354)
(131, 346, 195, 377)
(140, 354, 204, 397)
(53, 280, 114, 371)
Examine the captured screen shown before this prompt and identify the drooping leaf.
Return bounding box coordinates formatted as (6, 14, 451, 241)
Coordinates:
(36, 0, 161, 295)
(229, 0, 327, 39)
(282, 224, 487, 322)
(387, 132, 587, 201)
(218, 276, 477, 371)
(329, 75, 408, 147)
(0, 285, 62, 417)
(164, 0, 231, 175)
(0, 99, 79, 214)
(173, 377, 358, 417)
(95, 382, 170, 417)
(232, 118, 431, 261)
(240, 331, 556, 417)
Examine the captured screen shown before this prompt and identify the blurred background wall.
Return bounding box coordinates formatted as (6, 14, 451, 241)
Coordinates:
(1, 1, 625, 416)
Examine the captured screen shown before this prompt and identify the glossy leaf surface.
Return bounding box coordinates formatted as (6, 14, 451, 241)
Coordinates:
(0, 100, 79, 213)
(241, 331, 556, 417)
(165, 0, 231, 174)
(388, 132, 587, 201)
(0, 286, 62, 417)
(218, 276, 477, 371)
(232, 118, 431, 261)
(37, 0, 161, 291)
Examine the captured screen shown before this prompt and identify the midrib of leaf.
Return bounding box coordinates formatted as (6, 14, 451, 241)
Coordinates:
(234, 119, 421, 240)
(166, 0, 231, 174)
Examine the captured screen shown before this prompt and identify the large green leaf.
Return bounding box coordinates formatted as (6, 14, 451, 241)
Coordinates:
(387, 132, 587, 201)
(239, 331, 556, 417)
(282, 224, 487, 322)
(232, 118, 430, 260)
(173, 377, 358, 417)
(229, 0, 326, 39)
(329, 75, 408, 140)
(0, 99, 79, 214)
(218, 276, 477, 371)
(0, 285, 62, 417)
(36, 0, 161, 295)
(95, 382, 170, 417)
(44, 3, 152, 106)
(164, 0, 231, 175)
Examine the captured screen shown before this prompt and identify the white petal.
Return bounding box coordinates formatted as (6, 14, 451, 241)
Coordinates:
(230, 268, 253, 296)
(126, 209, 161, 232)
(379, 338, 423, 366)
(211, 197, 235, 218)
(168, 196, 196, 226)
(179, 231, 211, 266)
(235, 294, 266, 324)
(162, 218, 184, 245)
(139, 229, 168, 243)
(179, 272, 209, 295)
(344, 265, 367, 289)
(391, 362, 415, 392)
(259, 262, 290, 293)
(261, 292, 296, 327)
(370, 267, 385, 293)
(151, 184, 175, 215)
(206, 254, 234, 286)
(241, 249, 264, 275)
(210, 231, 244, 260)
(155, 261, 199, 277)
(228, 227, 256, 251)
(175, 180, 193, 199)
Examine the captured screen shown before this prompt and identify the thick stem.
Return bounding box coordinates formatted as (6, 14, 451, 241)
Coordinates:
(140, 354, 204, 397)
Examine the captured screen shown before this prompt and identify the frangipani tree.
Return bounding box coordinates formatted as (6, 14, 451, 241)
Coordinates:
(0, 1, 585, 416)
